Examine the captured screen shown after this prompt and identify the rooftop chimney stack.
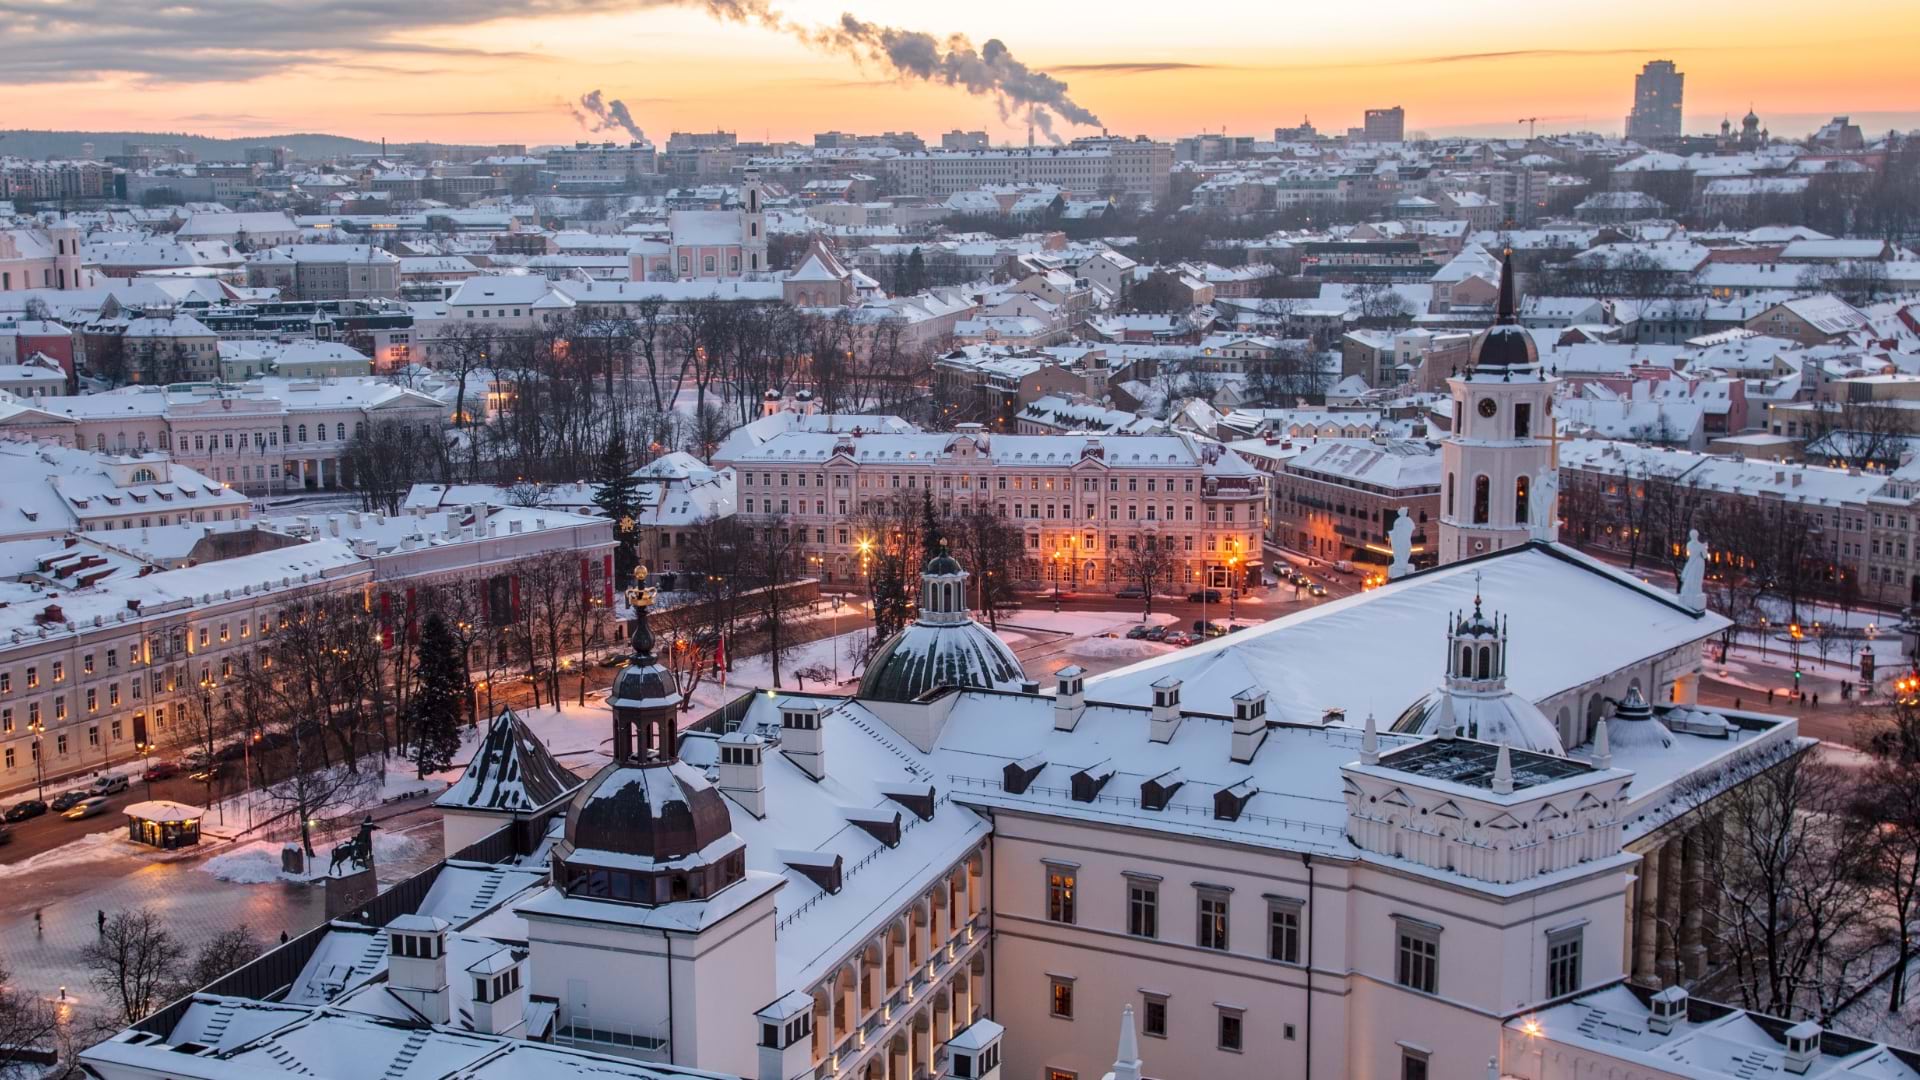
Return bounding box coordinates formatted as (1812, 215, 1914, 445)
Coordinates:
(1230, 686, 1268, 763)
(779, 701, 826, 781)
(1054, 666, 1087, 732)
(716, 729, 767, 818)
(1149, 677, 1182, 744)
(386, 915, 450, 1025)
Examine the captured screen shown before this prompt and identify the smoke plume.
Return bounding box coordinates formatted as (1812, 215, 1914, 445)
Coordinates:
(574, 89, 646, 142)
(810, 15, 1101, 134)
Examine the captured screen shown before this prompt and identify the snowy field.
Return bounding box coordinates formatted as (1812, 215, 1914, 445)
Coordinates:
(201, 827, 430, 885)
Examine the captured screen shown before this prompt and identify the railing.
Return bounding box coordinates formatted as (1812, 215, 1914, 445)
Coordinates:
(555, 1021, 669, 1053)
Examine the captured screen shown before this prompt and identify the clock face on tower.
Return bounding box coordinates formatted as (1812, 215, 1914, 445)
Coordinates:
(1477, 397, 1498, 418)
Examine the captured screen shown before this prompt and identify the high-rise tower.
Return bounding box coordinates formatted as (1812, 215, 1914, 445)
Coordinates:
(1625, 60, 1684, 143)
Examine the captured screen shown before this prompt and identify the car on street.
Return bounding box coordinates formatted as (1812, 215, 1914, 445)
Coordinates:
(1142, 625, 1168, 642)
(63, 796, 112, 820)
(1115, 586, 1146, 599)
(189, 765, 223, 783)
(1125, 625, 1152, 639)
(50, 789, 91, 811)
(1162, 630, 1195, 647)
(182, 748, 213, 770)
(4, 799, 46, 822)
(597, 654, 630, 668)
(90, 773, 130, 796)
(1187, 589, 1223, 604)
(1309, 584, 1329, 597)
(143, 760, 180, 782)
(1292, 573, 1313, 588)
(1194, 620, 1230, 638)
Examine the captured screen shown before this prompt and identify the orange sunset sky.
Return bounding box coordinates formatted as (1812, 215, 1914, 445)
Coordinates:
(3, 0, 1916, 145)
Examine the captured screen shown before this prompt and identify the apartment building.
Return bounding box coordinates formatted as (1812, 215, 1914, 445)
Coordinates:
(0, 501, 614, 797)
(720, 427, 1266, 592)
(1268, 437, 1443, 568)
(884, 138, 1173, 203)
(245, 244, 402, 301)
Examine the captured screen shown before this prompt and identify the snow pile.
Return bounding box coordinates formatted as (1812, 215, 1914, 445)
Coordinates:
(200, 829, 427, 885)
(0, 829, 123, 880)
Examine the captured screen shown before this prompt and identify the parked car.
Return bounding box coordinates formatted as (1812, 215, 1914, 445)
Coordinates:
(1309, 584, 1328, 597)
(1187, 589, 1223, 604)
(1193, 620, 1230, 638)
(89, 774, 130, 796)
(63, 796, 112, 820)
(1142, 626, 1168, 642)
(49, 789, 91, 811)
(1125, 625, 1152, 639)
(182, 748, 212, 770)
(4, 799, 46, 822)
(1115, 586, 1146, 599)
(143, 760, 180, 782)
(1162, 630, 1195, 647)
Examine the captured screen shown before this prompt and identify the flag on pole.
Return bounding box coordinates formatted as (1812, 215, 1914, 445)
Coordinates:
(715, 633, 728, 696)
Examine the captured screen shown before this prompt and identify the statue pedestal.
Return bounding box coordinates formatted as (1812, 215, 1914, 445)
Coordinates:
(325, 867, 377, 919)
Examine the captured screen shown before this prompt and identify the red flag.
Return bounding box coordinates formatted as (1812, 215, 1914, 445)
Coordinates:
(713, 633, 727, 674)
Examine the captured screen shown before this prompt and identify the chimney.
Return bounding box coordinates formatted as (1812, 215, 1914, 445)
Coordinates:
(1149, 677, 1182, 743)
(1054, 665, 1086, 731)
(385, 915, 450, 1025)
(1783, 1020, 1821, 1074)
(465, 948, 527, 1037)
(328, 518, 340, 537)
(779, 700, 826, 780)
(1647, 985, 1688, 1034)
(716, 730, 766, 818)
(1229, 687, 1268, 763)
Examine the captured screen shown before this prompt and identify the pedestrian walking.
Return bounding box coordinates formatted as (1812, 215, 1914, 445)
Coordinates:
(34, 909, 42, 936)
(96, 909, 105, 935)
(280, 930, 289, 945)
(1734, 697, 1742, 710)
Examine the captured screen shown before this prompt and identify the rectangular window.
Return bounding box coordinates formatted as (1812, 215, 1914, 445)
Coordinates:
(1049, 976, 1075, 1019)
(1046, 864, 1076, 924)
(1402, 1050, 1430, 1080)
(1198, 890, 1230, 951)
(1546, 926, 1583, 998)
(1128, 880, 1159, 938)
(1142, 994, 1168, 1038)
(1218, 1008, 1244, 1052)
(1396, 920, 1440, 994)
(1268, 899, 1302, 963)
(52, 661, 62, 682)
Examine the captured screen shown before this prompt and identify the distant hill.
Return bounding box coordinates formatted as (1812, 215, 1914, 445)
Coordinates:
(0, 129, 477, 161)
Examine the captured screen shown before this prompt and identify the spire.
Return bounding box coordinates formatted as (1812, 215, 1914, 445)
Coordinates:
(1361, 712, 1379, 765)
(626, 564, 656, 660)
(1593, 714, 1613, 770)
(1111, 1005, 1143, 1080)
(1492, 741, 1514, 795)
(1495, 250, 1518, 325)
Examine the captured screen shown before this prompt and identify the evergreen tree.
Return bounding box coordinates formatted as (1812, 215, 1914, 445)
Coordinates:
(903, 247, 927, 294)
(408, 614, 467, 778)
(594, 426, 643, 585)
(919, 489, 941, 565)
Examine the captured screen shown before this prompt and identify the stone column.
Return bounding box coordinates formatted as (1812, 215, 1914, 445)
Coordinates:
(315, 457, 326, 488)
(814, 992, 832, 1065)
(1681, 828, 1706, 980)
(297, 459, 307, 487)
(1657, 842, 1682, 985)
(1634, 844, 1661, 982)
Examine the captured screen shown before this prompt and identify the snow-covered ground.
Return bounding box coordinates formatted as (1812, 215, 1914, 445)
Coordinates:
(200, 827, 429, 885)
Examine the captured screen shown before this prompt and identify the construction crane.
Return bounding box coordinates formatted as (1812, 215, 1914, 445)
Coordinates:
(1517, 117, 1544, 139)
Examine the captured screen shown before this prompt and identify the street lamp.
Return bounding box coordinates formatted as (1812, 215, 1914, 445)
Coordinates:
(1226, 548, 1241, 622)
(29, 718, 44, 801)
(830, 595, 844, 683)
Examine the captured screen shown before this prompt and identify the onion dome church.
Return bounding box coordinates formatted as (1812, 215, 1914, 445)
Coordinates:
(857, 550, 1028, 703)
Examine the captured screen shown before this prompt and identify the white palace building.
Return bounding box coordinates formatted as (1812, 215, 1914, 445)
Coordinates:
(83, 263, 1916, 1080)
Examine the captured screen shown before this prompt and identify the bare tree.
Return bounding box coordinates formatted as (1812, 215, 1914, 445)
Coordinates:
(1115, 531, 1180, 619)
(83, 908, 188, 1026)
(0, 963, 61, 1073)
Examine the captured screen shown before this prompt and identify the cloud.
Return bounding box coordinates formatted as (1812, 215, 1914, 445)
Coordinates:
(1049, 61, 1222, 74)
(376, 109, 562, 118)
(573, 89, 647, 141)
(0, 0, 702, 83)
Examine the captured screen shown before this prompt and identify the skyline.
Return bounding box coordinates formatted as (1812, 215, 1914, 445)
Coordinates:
(1, 0, 1916, 147)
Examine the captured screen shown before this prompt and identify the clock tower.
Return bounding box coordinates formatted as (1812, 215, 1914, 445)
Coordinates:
(1439, 255, 1558, 564)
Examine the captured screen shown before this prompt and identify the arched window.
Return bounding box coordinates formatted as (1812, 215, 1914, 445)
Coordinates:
(130, 468, 156, 483)
(1446, 473, 1455, 516)
(1515, 475, 1531, 524)
(336, 423, 346, 441)
(297, 424, 307, 442)
(1478, 646, 1492, 680)
(1459, 645, 1472, 676)
(1472, 475, 1490, 524)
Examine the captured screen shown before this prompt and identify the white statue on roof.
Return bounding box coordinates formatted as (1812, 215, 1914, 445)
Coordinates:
(1388, 507, 1415, 580)
(1528, 466, 1559, 542)
(1678, 529, 1708, 612)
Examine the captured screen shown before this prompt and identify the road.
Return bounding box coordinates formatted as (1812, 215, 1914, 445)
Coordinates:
(0, 769, 250, 863)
